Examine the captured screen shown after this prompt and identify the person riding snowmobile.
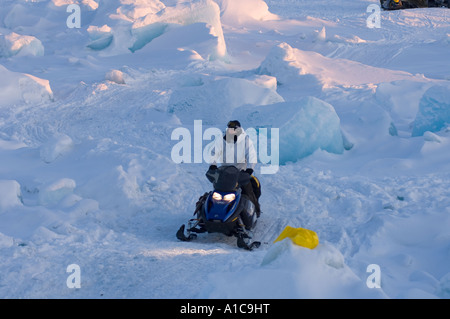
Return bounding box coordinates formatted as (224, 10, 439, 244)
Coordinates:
(381, 0, 448, 9)
(206, 120, 261, 217)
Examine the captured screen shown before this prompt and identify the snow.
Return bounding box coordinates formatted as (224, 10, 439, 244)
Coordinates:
(203, 240, 387, 298)
(105, 69, 126, 84)
(90, 0, 227, 58)
(257, 41, 423, 93)
(169, 76, 284, 125)
(38, 178, 77, 206)
(216, 0, 280, 24)
(0, 0, 449, 301)
(87, 25, 113, 51)
(0, 64, 53, 108)
(0, 180, 22, 210)
(133, 22, 225, 60)
(135, 0, 227, 59)
(39, 133, 74, 163)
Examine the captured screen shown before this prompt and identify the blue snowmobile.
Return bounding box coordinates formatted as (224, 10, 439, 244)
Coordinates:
(176, 165, 261, 250)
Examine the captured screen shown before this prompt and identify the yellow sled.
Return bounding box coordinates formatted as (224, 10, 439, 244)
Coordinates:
(274, 226, 319, 249)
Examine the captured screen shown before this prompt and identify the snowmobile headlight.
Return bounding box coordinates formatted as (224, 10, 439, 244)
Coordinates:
(223, 194, 236, 202)
(212, 192, 222, 201)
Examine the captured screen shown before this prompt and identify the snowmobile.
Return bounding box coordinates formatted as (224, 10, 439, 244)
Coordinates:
(380, 0, 449, 10)
(176, 165, 261, 250)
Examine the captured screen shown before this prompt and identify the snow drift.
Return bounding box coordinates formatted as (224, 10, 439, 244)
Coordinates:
(0, 65, 53, 108)
(215, 0, 279, 24)
(135, 22, 226, 61)
(202, 240, 387, 298)
(412, 85, 450, 137)
(169, 76, 284, 125)
(130, 0, 227, 58)
(0, 180, 22, 211)
(233, 96, 347, 164)
(257, 42, 422, 93)
(39, 133, 74, 164)
(0, 29, 44, 58)
(0, 0, 449, 301)
(85, 0, 227, 59)
(87, 25, 113, 51)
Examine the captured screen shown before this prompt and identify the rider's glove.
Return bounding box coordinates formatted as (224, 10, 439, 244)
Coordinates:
(245, 168, 254, 175)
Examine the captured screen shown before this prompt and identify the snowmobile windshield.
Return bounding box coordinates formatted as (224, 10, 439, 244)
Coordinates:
(214, 166, 240, 192)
